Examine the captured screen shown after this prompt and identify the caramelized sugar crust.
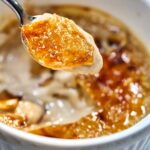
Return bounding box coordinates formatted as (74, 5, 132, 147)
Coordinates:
(28, 47, 146, 138)
(21, 15, 94, 70)
(0, 114, 27, 129)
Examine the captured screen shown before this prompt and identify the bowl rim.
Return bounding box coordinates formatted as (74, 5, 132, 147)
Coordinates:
(0, 115, 149, 148)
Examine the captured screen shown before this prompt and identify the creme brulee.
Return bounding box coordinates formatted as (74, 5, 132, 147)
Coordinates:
(21, 13, 103, 74)
(0, 5, 149, 139)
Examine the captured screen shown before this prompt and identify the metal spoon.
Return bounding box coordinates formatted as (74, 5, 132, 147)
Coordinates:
(1, 0, 35, 25)
(1, 0, 103, 74)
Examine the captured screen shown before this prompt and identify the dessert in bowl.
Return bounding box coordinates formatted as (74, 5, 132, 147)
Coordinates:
(0, 0, 149, 150)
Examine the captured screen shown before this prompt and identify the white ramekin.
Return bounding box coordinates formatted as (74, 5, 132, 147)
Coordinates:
(0, 0, 150, 150)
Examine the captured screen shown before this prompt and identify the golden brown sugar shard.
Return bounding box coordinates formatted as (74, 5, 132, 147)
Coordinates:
(21, 13, 102, 74)
(26, 114, 110, 139)
(0, 99, 18, 111)
(0, 114, 27, 129)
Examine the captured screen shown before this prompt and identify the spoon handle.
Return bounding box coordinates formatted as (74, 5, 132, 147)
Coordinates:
(1, 0, 24, 25)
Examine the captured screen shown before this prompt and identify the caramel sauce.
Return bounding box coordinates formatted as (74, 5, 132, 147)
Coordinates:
(21, 15, 94, 70)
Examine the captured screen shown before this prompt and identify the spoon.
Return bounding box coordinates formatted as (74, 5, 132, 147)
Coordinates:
(1, 0, 34, 25)
(1, 0, 103, 74)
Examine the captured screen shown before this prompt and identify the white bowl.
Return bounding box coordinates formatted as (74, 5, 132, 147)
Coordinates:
(0, 0, 150, 150)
